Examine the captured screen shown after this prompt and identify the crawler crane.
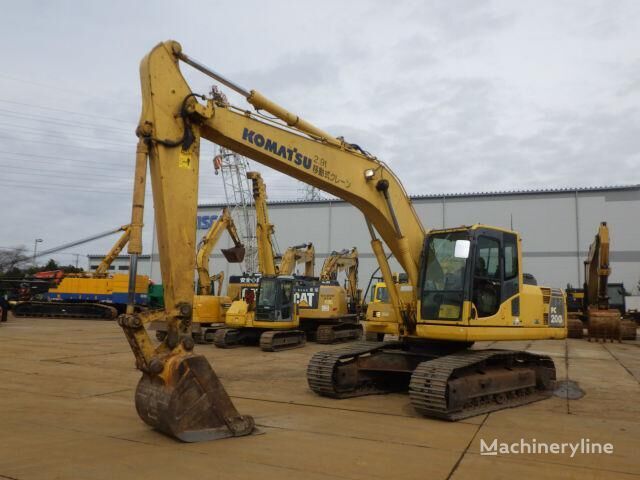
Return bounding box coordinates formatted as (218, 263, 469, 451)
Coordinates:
(118, 41, 567, 442)
(15, 225, 149, 319)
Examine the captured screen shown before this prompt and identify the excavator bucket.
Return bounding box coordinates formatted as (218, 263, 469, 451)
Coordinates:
(221, 246, 246, 263)
(135, 353, 255, 442)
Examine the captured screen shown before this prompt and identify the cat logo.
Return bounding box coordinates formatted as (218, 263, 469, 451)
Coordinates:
(294, 291, 316, 308)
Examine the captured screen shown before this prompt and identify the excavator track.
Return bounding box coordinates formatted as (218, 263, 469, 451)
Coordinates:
(409, 350, 556, 421)
(307, 341, 400, 397)
(13, 301, 118, 320)
(213, 328, 243, 348)
(316, 323, 363, 344)
(259, 330, 306, 352)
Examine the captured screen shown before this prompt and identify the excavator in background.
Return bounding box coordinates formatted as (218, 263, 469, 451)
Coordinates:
(117, 41, 567, 442)
(566, 222, 636, 341)
(153, 207, 245, 344)
(276, 243, 315, 276)
(216, 245, 363, 350)
(211, 242, 315, 350)
(298, 247, 364, 343)
(14, 225, 149, 319)
(363, 272, 409, 341)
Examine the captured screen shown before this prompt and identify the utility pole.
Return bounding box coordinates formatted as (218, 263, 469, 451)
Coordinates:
(33, 238, 43, 264)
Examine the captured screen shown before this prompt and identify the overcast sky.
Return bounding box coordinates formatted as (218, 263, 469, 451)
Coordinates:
(0, 0, 638, 266)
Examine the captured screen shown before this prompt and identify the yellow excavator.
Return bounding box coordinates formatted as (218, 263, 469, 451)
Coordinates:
(118, 40, 567, 441)
(298, 247, 364, 343)
(576, 222, 635, 341)
(153, 207, 245, 344)
(212, 242, 315, 351)
(214, 245, 364, 349)
(222, 171, 275, 306)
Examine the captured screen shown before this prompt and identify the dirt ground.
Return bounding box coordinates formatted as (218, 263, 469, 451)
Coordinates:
(0, 315, 638, 480)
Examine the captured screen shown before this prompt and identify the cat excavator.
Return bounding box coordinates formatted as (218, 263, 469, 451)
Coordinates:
(118, 40, 566, 442)
(298, 247, 364, 343)
(152, 207, 245, 343)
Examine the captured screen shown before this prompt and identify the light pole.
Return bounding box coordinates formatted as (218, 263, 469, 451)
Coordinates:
(33, 238, 43, 264)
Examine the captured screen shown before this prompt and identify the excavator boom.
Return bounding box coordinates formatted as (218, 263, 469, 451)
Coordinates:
(320, 248, 359, 303)
(95, 225, 131, 277)
(584, 221, 611, 309)
(278, 243, 315, 276)
(247, 171, 278, 276)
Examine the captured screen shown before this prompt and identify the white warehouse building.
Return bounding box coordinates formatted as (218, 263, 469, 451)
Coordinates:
(90, 184, 640, 296)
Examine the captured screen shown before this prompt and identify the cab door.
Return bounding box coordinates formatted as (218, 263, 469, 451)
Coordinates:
(277, 279, 294, 321)
(470, 230, 519, 326)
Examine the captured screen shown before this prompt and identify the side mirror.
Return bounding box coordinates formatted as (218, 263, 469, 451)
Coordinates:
(454, 240, 471, 259)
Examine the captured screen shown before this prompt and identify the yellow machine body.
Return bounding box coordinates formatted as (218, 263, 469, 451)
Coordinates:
(47, 274, 149, 304)
(298, 284, 348, 320)
(192, 295, 232, 324)
(225, 300, 300, 331)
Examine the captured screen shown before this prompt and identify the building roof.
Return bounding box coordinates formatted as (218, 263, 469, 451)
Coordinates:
(87, 254, 151, 259)
(199, 184, 639, 208)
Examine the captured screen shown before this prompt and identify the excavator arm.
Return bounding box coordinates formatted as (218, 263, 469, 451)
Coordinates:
(94, 225, 131, 277)
(120, 40, 425, 442)
(320, 247, 359, 303)
(247, 171, 277, 275)
(195, 207, 245, 295)
(584, 221, 611, 309)
(278, 243, 315, 276)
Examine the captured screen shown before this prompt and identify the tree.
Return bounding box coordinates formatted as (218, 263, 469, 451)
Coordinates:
(0, 246, 28, 274)
(43, 259, 59, 271)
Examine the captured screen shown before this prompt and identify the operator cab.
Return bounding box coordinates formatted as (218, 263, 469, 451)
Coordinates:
(420, 226, 520, 322)
(256, 276, 294, 321)
(255, 276, 321, 321)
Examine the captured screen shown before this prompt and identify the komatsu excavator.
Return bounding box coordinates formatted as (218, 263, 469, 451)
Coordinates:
(153, 207, 245, 343)
(118, 41, 567, 441)
(15, 225, 149, 319)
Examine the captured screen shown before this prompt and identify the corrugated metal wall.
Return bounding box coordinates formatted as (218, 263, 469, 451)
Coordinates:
(108, 185, 640, 296)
